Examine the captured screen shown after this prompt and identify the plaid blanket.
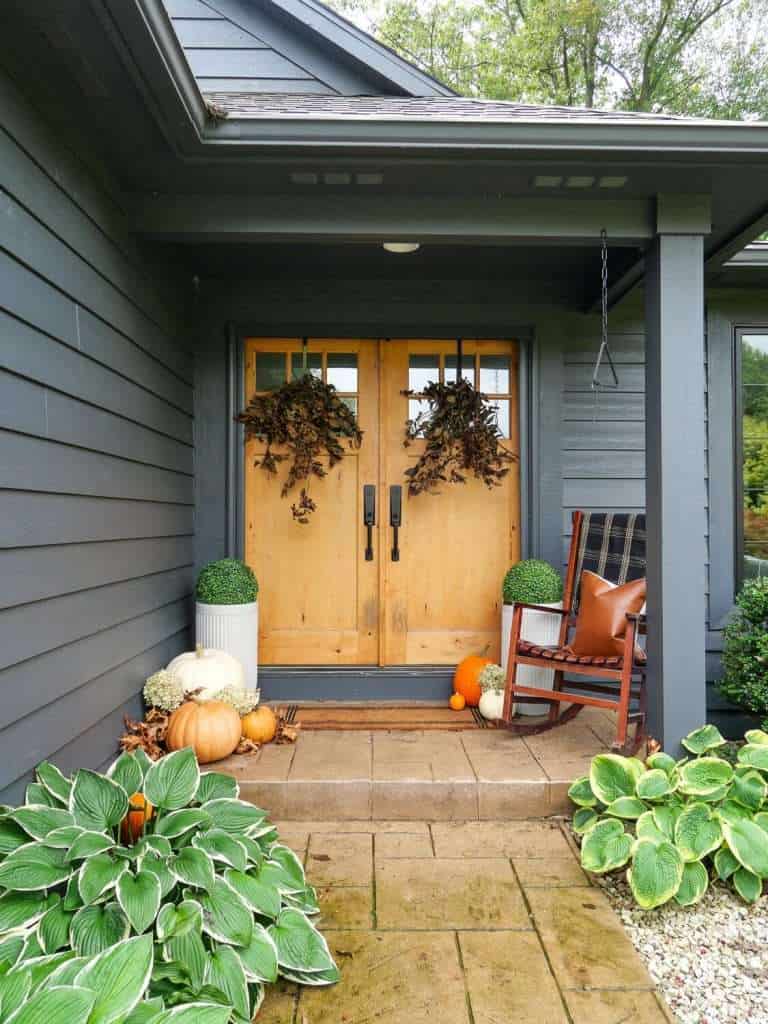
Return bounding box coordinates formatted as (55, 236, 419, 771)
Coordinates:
(573, 512, 646, 609)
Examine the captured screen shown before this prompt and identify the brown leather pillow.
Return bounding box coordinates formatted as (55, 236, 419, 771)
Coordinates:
(568, 571, 646, 658)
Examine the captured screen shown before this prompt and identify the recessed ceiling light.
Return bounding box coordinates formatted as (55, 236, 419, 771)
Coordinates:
(290, 172, 318, 185)
(357, 173, 384, 186)
(599, 175, 629, 189)
(382, 242, 420, 254)
(533, 175, 563, 188)
(324, 172, 352, 185)
(566, 176, 596, 189)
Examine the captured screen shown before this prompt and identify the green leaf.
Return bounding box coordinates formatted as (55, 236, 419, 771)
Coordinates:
(678, 757, 734, 797)
(106, 754, 144, 799)
(162, 928, 207, 991)
(38, 902, 74, 954)
(69, 904, 129, 956)
(674, 803, 723, 862)
(754, 812, 768, 835)
(70, 770, 129, 832)
(144, 751, 200, 811)
(154, 809, 212, 841)
(646, 751, 677, 775)
(199, 799, 266, 835)
(131, 749, 153, 778)
(159, 1006, 232, 1024)
(628, 839, 684, 910)
(580, 819, 632, 875)
(237, 835, 264, 869)
(169, 847, 215, 892)
(744, 729, 768, 746)
(123, 999, 165, 1024)
(198, 877, 253, 946)
(589, 754, 638, 806)
(681, 724, 726, 754)
(732, 769, 767, 811)
(635, 770, 673, 801)
(733, 867, 763, 904)
(674, 860, 709, 906)
(74, 934, 154, 1024)
(206, 945, 250, 1020)
(268, 908, 336, 973)
(567, 776, 597, 808)
(652, 803, 682, 839)
(604, 797, 647, 820)
(196, 772, 239, 804)
(45, 826, 84, 849)
(192, 830, 247, 871)
(236, 924, 278, 983)
(34, 763, 72, 806)
(737, 744, 768, 772)
(717, 800, 753, 826)
(723, 818, 768, 878)
(267, 846, 306, 890)
(156, 900, 202, 942)
(10, 806, 75, 841)
(714, 846, 740, 881)
(0, 891, 48, 931)
(0, 843, 71, 891)
(223, 867, 281, 920)
(636, 811, 667, 844)
(141, 856, 176, 899)
(0, 969, 30, 1019)
(41, 955, 90, 988)
(0, 819, 31, 855)
(133, 835, 172, 860)
(116, 871, 161, 934)
(25, 783, 57, 807)
(0, 935, 24, 970)
(572, 808, 599, 835)
(4, 986, 97, 1024)
(66, 831, 114, 863)
(277, 962, 339, 986)
(78, 854, 126, 905)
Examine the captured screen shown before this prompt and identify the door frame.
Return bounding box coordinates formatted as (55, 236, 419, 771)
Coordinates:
(224, 325, 536, 616)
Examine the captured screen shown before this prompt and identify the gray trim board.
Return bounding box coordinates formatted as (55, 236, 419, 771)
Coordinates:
(259, 667, 454, 702)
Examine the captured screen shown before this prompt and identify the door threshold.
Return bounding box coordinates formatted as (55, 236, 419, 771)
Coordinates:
(259, 666, 454, 701)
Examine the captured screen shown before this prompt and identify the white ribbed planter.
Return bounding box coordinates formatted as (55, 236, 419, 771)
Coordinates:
(501, 601, 563, 716)
(196, 601, 259, 689)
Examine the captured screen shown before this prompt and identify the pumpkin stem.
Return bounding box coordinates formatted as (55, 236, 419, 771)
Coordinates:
(195, 644, 204, 658)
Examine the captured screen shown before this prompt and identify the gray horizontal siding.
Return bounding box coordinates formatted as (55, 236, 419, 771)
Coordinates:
(0, 69, 194, 799)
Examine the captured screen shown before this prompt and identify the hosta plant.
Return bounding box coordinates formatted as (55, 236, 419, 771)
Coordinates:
(570, 724, 768, 909)
(0, 749, 338, 1022)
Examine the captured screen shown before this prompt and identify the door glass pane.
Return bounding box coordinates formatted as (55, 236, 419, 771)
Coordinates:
(327, 353, 358, 392)
(408, 398, 427, 436)
(340, 396, 358, 416)
(487, 399, 510, 439)
(255, 352, 286, 391)
(479, 355, 510, 394)
(409, 354, 439, 392)
(445, 354, 474, 385)
(291, 352, 322, 380)
(741, 336, 768, 581)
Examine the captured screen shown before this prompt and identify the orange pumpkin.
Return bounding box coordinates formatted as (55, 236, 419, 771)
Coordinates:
(453, 655, 492, 707)
(241, 706, 277, 744)
(166, 699, 241, 764)
(449, 692, 466, 712)
(121, 792, 153, 845)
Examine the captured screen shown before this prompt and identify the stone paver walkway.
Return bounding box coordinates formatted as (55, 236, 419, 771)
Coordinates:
(221, 707, 618, 820)
(257, 819, 674, 1024)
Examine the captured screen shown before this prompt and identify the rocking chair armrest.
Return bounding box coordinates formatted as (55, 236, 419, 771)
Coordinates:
(509, 602, 569, 617)
(625, 612, 647, 635)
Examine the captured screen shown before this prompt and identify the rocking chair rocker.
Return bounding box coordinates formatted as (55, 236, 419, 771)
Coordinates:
(501, 511, 647, 754)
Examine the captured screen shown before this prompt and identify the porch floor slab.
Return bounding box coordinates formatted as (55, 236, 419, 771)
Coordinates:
(256, 818, 673, 1024)
(219, 706, 617, 820)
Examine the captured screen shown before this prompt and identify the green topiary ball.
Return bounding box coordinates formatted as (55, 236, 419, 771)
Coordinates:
(502, 559, 563, 605)
(196, 558, 258, 605)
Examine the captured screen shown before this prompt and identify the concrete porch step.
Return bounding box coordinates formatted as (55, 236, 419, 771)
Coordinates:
(218, 707, 616, 820)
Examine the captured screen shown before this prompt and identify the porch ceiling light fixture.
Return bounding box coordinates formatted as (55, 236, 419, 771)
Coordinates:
(599, 175, 629, 189)
(566, 175, 596, 189)
(533, 175, 563, 188)
(382, 241, 421, 254)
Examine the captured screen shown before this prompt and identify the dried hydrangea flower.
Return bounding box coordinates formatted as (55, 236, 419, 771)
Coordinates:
(143, 669, 185, 712)
(478, 664, 505, 693)
(216, 685, 261, 716)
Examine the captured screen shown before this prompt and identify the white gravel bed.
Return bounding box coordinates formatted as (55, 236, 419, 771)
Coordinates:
(595, 873, 768, 1024)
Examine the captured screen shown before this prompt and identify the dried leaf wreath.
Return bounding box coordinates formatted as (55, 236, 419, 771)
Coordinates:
(403, 378, 516, 495)
(237, 374, 363, 522)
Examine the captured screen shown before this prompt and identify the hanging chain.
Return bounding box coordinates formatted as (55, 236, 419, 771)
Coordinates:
(301, 336, 308, 373)
(591, 228, 619, 408)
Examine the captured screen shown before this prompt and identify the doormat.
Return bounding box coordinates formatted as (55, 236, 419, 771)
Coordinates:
(279, 703, 496, 730)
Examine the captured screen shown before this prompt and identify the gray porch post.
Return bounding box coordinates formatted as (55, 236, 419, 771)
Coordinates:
(644, 196, 710, 751)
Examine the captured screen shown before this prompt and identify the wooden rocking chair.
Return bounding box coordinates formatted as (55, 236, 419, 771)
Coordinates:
(501, 511, 647, 754)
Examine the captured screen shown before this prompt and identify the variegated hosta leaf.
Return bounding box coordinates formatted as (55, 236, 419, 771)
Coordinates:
(268, 846, 307, 891)
(646, 751, 677, 776)
(192, 829, 248, 871)
(66, 830, 114, 863)
(169, 847, 215, 892)
(674, 860, 709, 906)
(732, 769, 767, 811)
(0, 934, 24, 970)
(69, 903, 129, 956)
(199, 799, 267, 835)
(196, 772, 239, 804)
(737, 744, 768, 773)
(717, 800, 753, 826)
(142, 854, 176, 899)
(0, 843, 71, 892)
(106, 753, 144, 799)
(206, 945, 250, 1021)
(236, 923, 279, 983)
(628, 839, 684, 910)
(678, 757, 734, 797)
(267, 908, 337, 976)
(143, 749, 200, 811)
(35, 761, 72, 806)
(567, 776, 598, 808)
(0, 819, 29, 856)
(3, 985, 98, 1024)
(78, 853, 126, 905)
(155, 1005, 231, 1023)
(722, 819, 768, 878)
(0, 891, 49, 932)
(10, 806, 75, 841)
(604, 797, 647, 820)
(636, 811, 668, 845)
(224, 867, 281, 920)
(733, 867, 763, 904)
(681, 724, 726, 755)
(25, 783, 57, 808)
(116, 870, 162, 934)
(580, 819, 632, 875)
(674, 803, 723, 862)
(70, 770, 129, 832)
(197, 877, 254, 947)
(714, 846, 740, 881)
(635, 770, 673, 801)
(38, 901, 75, 954)
(163, 929, 207, 993)
(0, 967, 30, 1019)
(754, 812, 768, 835)
(744, 729, 768, 746)
(589, 754, 640, 806)
(156, 900, 203, 942)
(74, 933, 154, 1024)
(154, 809, 212, 841)
(572, 808, 600, 835)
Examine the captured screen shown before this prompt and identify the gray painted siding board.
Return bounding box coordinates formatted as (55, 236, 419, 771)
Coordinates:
(0, 308, 193, 443)
(561, 421, 645, 448)
(0, 491, 193, 548)
(0, 370, 46, 435)
(0, 537, 193, 610)
(166, 0, 220, 15)
(563, 393, 645, 420)
(0, 250, 77, 347)
(185, 49, 307, 78)
(0, 568, 192, 672)
(174, 19, 267, 46)
(196, 77, 335, 93)
(565, 364, 645, 391)
(563, 478, 645, 506)
(563, 450, 645, 478)
(0, 431, 193, 504)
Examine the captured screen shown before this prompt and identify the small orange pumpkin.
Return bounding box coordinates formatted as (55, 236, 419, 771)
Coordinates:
(121, 792, 153, 845)
(166, 699, 241, 764)
(241, 706, 277, 744)
(449, 692, 466, 712)
(453, 655, 492, 707)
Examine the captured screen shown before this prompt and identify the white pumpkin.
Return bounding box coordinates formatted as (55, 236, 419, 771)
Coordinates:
(166, 645, 244, 700)
(478, 689, 505, 721)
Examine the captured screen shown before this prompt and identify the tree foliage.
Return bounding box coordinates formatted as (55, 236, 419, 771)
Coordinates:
(331, 0, 768, 117)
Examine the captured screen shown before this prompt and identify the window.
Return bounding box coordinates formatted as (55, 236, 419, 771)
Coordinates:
(736, 329, 768, 582)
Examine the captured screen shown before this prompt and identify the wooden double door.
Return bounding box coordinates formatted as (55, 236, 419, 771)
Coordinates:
(244, 338, 520, 666)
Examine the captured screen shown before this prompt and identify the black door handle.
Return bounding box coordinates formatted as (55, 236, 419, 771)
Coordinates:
(389, 485, 402, 562)
(363, 485, 375, 561)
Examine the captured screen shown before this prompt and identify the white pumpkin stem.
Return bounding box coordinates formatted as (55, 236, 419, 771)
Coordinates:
(195, 644, 204, 658)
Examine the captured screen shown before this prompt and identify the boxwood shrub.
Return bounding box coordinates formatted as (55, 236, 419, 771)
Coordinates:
(196, 559, 258, 606)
